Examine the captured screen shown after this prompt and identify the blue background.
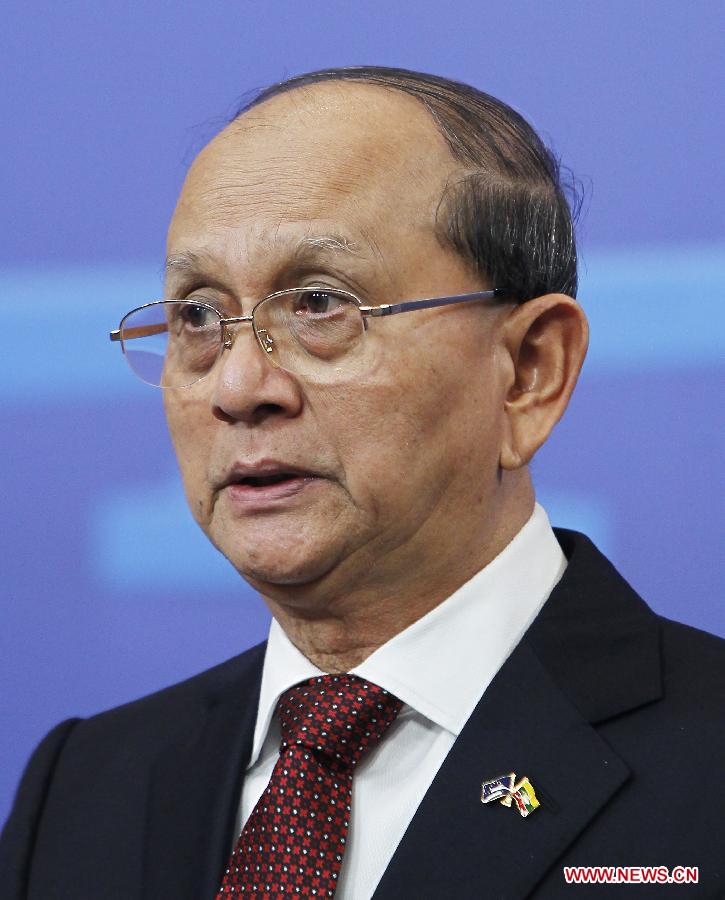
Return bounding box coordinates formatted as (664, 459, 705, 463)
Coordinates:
(2, 0, 723, 825)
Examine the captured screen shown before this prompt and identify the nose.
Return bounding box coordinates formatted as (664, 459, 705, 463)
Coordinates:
(211, 320, 303, 425)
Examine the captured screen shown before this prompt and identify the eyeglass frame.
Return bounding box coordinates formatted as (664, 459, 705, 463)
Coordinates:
(109, 285, 510, 384)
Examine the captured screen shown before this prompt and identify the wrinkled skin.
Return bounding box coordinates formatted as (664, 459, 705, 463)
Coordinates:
(163, 83, 587, 670)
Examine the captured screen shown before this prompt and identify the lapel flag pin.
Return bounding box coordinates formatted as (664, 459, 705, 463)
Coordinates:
(481, 773, 540, 818)
(481, 772, 516, 804)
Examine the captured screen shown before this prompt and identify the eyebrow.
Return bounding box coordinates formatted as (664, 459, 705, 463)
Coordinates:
(295, 234, 361, 256)
(164, 250, 206, 277)
(164, 234, 364, 281)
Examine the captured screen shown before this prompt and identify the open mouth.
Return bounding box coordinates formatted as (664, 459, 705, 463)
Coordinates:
(239, 473, 303, 488)
(221, 463, 322, 505)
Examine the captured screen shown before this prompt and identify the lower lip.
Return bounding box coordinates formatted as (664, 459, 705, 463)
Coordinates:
(223, 476, 322, 511)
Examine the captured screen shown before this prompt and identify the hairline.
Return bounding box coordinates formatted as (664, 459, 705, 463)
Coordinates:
(230, 68, 579, 301)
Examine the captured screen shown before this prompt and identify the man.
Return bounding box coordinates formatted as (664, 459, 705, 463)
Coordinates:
(1, 67, 723, 898)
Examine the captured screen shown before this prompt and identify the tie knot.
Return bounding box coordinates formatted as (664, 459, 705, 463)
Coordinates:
(277, 674, 402, 771)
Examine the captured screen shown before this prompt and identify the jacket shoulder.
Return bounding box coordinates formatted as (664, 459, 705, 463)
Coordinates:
(1, 643, 267, 898)
(7, 640, 267, 825)
(0, 720, 80, 898)
(657, 616, 725, 704)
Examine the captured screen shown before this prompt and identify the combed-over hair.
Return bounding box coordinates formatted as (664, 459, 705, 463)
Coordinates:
(235, 66, 579, 301)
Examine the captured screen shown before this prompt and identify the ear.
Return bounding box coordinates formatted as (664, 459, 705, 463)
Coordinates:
(498, 294, 588, 470)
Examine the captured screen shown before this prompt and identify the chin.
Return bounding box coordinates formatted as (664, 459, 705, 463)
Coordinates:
(212, 531, 345, 589)
(235, 554, 340, 589)
(205, 503, 360, 591)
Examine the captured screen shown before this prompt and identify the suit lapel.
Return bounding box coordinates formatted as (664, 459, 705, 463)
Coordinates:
(375, 530, 663, 899)
(374, 642, 630, 899)
(143, 645, 265, 900)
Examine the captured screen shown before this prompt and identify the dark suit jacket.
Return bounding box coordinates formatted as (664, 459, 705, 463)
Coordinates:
(2, 530, 724, 898)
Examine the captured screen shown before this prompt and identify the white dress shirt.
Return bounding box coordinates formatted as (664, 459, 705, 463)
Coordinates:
(236, 503, 566, 898)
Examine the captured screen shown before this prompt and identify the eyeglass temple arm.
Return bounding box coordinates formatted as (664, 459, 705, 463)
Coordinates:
(360, 288, 506, 318)
(108, 290, 509, 339)
(109, 322, 168, 342)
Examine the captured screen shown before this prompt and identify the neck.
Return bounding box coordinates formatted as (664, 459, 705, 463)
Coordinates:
(260, 480, 535, 672)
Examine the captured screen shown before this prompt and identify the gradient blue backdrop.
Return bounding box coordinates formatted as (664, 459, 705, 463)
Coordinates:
(2, 0, 723, 825)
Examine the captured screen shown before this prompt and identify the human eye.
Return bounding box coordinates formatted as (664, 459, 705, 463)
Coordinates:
(174, 300, 220, 330)
(292, 289, 348, 317)
(273, 287, 362, 362)
(165, 300, 221, 376)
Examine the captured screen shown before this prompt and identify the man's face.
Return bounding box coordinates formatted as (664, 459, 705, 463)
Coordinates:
(164, 84, 512, 601)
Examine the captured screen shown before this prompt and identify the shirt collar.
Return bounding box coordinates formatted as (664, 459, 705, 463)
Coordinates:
(247, 503, 565, 766)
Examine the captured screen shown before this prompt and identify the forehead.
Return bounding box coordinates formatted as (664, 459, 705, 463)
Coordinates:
(167, 83, 458, 272)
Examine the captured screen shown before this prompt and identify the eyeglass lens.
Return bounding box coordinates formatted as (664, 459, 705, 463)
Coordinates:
(119, 290, 369, 388)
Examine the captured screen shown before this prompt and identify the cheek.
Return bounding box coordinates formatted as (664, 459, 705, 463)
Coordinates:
(164, 392, 216, 522)
(313, 342, 499, 520)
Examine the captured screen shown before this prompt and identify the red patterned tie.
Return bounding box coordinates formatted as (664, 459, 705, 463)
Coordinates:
(217, 674, 402, 897)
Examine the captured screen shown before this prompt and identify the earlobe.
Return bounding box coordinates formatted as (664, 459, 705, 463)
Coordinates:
(500, 440, 524, 470)
(499, 293, 588, 468)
